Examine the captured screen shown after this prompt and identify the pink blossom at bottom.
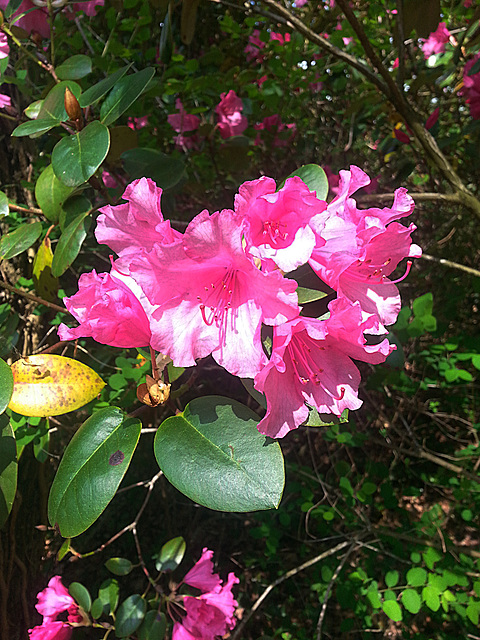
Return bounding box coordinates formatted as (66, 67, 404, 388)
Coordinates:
(172, 548, 238, 640)
(28, 620, 73, 640)
(0, 93, 11, 109)
(254, 301, 394, 438)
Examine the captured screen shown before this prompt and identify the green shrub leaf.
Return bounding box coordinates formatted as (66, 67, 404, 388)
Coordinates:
(115, 594, 146, 638)
(0, 222, 42, 261)
(0, 414, 17, 528)
(100, 67, 155, 126)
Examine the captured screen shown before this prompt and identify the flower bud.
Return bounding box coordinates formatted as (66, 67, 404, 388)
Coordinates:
(64, 87, 82, 121)
(137, 374, 171, 407)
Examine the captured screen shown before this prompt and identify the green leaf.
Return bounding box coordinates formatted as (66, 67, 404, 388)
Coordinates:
(466, 600, 480, 625)
(11, 117, 61, 138)
(0, 191, 9, 217)
(35, 164, 76, 224)
(100, 67, 155, 126)
(423, 547, 443, 570)
(69, 582, 91, 612)
(385, 570, 400, 588)
(412, 293, 434, 318)
(24, 100, 43, 120)
(154, 396, 285, 512)
(154, 536, 186, 572)
(121, 148, 185, 190)
(51, 208, 91, 277)
(402, 589, 422, 614)
(366, 585, 382, 609)
(283, 164, 328, 200)
(297, 287, 328, 304)
(4, 0, 24, 20)
(422, 585, 440, 611)
(137, 611, 167, 640)
(0, 222, 42, 261)
(56, 55, 92, 80)
(382, 599, 402, 622)
(52, 120, 110, 187)
(406, 567, 427, 587)
(0, 359, 14, 415)
(98, 578, 119, 615)
(105, 557, 133, 576)
(91, 598, 104, 620)
(37, 81, 82, 122)
(79, 64, 132, 108)
(0, 414, 17, 528)
(48, 407, 141, 537)
(115, 594, 146, 638)
(57, 538, 70, 561)
(59, 194, 92, 231)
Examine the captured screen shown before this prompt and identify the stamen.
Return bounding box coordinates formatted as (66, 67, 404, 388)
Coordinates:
(389, 260, 412, 284)
(333, 387, 345, 401)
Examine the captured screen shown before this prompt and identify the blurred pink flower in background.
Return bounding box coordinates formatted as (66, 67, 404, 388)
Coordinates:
(463, 54, 480, 120)
(422, 22, 450, 59)
(0, 93, 11, 108)
(172, 548, 239, 640)
(254, 114, 296, 148)
(168, 99, 201, 149)
(0, 32, 9, 58)
(127, 115, 149, 130)
(215, 90, 248, 139)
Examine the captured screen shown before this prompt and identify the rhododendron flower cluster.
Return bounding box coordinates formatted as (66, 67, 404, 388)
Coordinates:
(28, 576, 82, 640)
(463, 53, 480, 120)
(171, 548, 238, 640)
(168, 99, 202, 149)
(422, 22, 450, 59)
(0, 32, 9, 59)
(215, 90, 247, 139)
(59, 165, 420, 438)
(254, 114, 296, 148)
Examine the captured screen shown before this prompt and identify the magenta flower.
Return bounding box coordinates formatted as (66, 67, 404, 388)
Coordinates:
(58, 267, 155, 348)
(0, 0, 50, 37)
(0, 32, 9, 59)
(28, 576, 81, 640)
(269, 32, 290, 45)
(172, 548, 238, 640)
(0, 92, 11, 109)
(254, 299, 394, 438)
(422, 22, 450, 59)
(168, 99, 201, 149)
(463, 54, 480, 120)
(215, 90, 248, 139)
(129, 208, 299, 378)
(309, 167, 421, 333)
(95, 177, 182, 258)
(127, 115, 149, 130)
(234, 175, 327, 273)
(253, 114, 297, 148)
(244, 29, 266, 62)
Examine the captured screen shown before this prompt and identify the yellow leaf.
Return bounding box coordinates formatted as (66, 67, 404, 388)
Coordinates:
(8, 355, 105, 417)
(33, 236, 59, 302)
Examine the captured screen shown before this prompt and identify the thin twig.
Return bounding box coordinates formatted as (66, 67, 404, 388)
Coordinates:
(420, 254, 480, 278)
(316, 544, 355, 640)
(0, 280, 69, 315)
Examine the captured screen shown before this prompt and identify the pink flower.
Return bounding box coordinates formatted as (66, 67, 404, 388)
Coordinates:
(323, 165, 340, 197)
(0, 92, 11, 109)
(0, 32, 9, 59)
(215, 90, 248, 139)
(128, 208, 299, 378)
(168, 99, 201, 149)
(127, 115, 149, 130)
(269, 32, 290, 45)
(244, 29, 266, 62)
(308, 167, 421, 333)
(172, 548, 238, 640)
(0, 0, 50, 37)
(234, 175, 327, 273)
(425, 107, 440, 129)
(422, 22, 450, 59)
(29, 620, 73, 640)
(95, 177, 181, 258)
(464, 0, 473, 6)
(71, 0, 103, 16)
(463, 54, 480, 120)
(58, 267, 155, 348)
(295, 0, 309, 6)
(254, 300, 394, 438)
(253, 114, 297, 148)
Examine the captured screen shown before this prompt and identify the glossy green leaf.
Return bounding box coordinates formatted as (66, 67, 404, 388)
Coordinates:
(37, 81, 82, 121)
(91, 598, 104, 620)
(52, 120, 110, 187)
(98, 578, 119, 615)
(105, 557, 133, 576)
(0, 222, 42, 261)
(0, 414, 17, 528)
(4, 0, 24, 20)
(0, 359, 14, 415)
(0, 191, 9, 217)
(385, 570, 400, 588)
(35, 164, 76, 224)
(137, 611, 167, 640)
(402, 589, 422, 614)
(283, 164, 328, 201)
(56, 55, 92, 80)
(154, 396, 285, 512)
(406, 567, 427, 587)
(79, 64, 132, 108)
(59, 195, 92, 231)
(57, 538, 71, 561)
(115, 594, 146, 638)
(121, 148, 185, 190)
(466, 600, 480, 625)
(24, 100, 43, 119)
(51, 209, 91, 277)
(422, 586, 440, 611)
(382, 599, 403, 622)
(69, 582, 91, 612)
(11, 118, 61, 138)
(297, 287, 328, 304)
(154, 536, 186, 572)
(48, 407, 141, 537)
(100, 67, 155, 127)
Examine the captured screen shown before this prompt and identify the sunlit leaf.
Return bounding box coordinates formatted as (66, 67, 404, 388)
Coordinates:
(33, 236, 59, 302)
(79, 64, 132, 108)
(154, 536, 186, 572)
(0, 222, 42, 261)
(100, 67, 155, 127)
(35, 164, 76, 224)
(0, 191, 8, 218)
(115, 595, 146, 638)
(52, 206, 91, 277)
(8, 354, 105, 417)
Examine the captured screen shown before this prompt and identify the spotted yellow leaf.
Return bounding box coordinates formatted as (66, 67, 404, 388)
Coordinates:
(8, 355, 105, 417)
